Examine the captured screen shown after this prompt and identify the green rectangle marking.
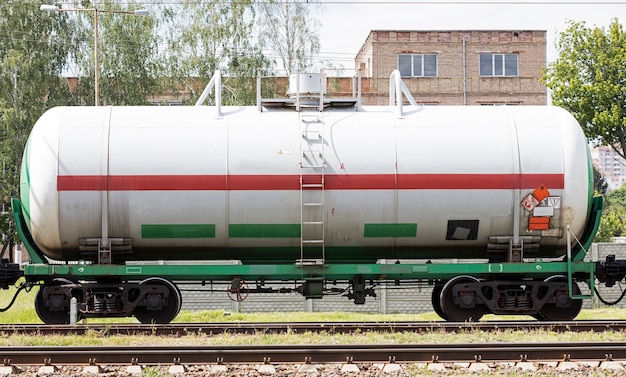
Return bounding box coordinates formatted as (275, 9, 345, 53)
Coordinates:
(229, 224, 300, 238)
(142, 224, 215, 239)
(126, 267, 143, 274)
(364, 223, 417, 237)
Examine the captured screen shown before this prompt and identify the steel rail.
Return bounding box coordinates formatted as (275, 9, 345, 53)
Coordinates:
(0, 343, 625, 366)
(0, 320, 624, 336)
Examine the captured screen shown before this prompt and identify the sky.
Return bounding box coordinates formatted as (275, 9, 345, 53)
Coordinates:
(311, 0, 626, 70)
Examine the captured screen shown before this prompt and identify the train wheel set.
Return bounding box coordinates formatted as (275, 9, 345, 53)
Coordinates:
(3, 71, 626, 324)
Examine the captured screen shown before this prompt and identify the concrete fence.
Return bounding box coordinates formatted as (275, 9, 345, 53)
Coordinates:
(180, 242, 626, 314)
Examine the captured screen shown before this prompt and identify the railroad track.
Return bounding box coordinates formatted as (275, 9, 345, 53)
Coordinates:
(1, 320, 625, 335)
(2, 342, 626, 364)
(0, 343, 625, 373)
(2, 325, 626, 374)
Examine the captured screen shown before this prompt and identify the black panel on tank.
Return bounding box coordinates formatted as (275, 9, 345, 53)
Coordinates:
(446, 220, 479, 240)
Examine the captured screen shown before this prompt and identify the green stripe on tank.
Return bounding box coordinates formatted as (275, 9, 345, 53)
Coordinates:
(586, 143, 594, 213)
(364, 223, 417, 237)
(142, 224, 216, 238)
(229, 224, 301, 238)
(19, 138, 31, 228)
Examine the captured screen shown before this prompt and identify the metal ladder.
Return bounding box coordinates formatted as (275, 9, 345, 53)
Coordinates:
(299, 113, 325, 265)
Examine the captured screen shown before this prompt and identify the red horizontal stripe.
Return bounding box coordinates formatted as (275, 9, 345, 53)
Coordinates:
(397, 174, 564, 190)
(57, 174, 565, 191)
(57, 175, 107, 191)
(228, 175, 299, 190)
(109, 175, 228, 191)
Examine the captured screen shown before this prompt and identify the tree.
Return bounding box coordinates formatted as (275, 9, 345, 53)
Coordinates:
(161, 0, 270, 105)
(72, 0, 162, 105)
(594, 184, 626, 242)
(594, 171, 609, 195)
(256, 0, 321, 75)
(595, 208, 623, 242)
(0, 1, 77, 239)
(543, 19, 626, 159)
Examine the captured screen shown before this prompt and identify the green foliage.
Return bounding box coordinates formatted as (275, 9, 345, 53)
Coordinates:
(161, 0, 271, 105)
(593, 165, 608, 194)
(546, 19, 626, 242)
(595, 207, 623, 242)
(71, 1, 162, 105)
(543, 19, 626, 159)
(0, 1, 77, 239)
(608, 184, 626, 207)
(594, 184, 626, 242)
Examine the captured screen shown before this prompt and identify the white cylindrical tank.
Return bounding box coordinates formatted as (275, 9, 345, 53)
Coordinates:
(20, 105, 592, 262)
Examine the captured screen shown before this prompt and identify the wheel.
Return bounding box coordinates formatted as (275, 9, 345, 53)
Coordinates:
(431, 284, 447, 320)
(133, 278, 182, 324)
(440, 276, 485, 322)
(34, 278, 74, 324)
(536, 275, 582, 321)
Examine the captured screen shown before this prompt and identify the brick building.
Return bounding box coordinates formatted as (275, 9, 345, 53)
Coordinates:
(355, 30, 547, 106)
(65, 30, 547, 106)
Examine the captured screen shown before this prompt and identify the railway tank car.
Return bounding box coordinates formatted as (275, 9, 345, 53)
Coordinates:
(22, 102, 589, 262)
(3, 71, 626, 324)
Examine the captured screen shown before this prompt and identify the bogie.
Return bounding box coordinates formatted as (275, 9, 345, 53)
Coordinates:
(32, 278, 182, 324)
(431, 275, 584, 321)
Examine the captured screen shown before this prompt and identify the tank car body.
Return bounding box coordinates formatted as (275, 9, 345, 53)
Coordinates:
(22, 104, 592, 263)
(7, 71, 624, 325)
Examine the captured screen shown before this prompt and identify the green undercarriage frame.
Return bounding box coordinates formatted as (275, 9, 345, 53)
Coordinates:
(12, 197, 603, 299)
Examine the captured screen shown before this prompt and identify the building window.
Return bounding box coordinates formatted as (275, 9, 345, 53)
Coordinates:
(479, 53, 518, 77)
(398, 54, 437, 77)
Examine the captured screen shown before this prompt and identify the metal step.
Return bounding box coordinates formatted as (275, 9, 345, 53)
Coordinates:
(303, 131, 321, 139)
(301, 115, 321, 123)
(303, 150, 322, 158)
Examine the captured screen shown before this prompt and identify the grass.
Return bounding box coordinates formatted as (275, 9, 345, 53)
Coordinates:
(0, 283, 39, 323)
(2, 320, 626, 347)
(3, 281, 626, 347)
